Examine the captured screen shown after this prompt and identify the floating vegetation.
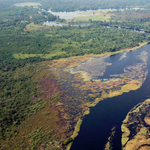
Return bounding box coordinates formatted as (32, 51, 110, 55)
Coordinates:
(94, 78, 121, 84)
(119, 52, 127, 61)
(69, 55, 111, 81)
(71, 119, 83, 139)
(110, 51, 148, 83)
(104, 126, 117, 150)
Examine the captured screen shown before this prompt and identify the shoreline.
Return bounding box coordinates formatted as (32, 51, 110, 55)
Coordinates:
(69, 81, 142, 149)
(83, 42, 148, 58)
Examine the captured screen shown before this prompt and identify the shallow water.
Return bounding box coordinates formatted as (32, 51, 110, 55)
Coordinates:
(43, 21, 67, 26)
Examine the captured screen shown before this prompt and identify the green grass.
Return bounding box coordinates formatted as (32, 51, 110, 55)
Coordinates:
(121, 83, 139, 92)
(70, 70, 91, 81)
(83, 109, 90, 115)
(65, 119, 83, 150)
(25, 22, 44, 31)
(13, 51, 67, 59)
(73, 15, 107, 21)
(70, 10, 111, 22)
(71, 119, 83, 139)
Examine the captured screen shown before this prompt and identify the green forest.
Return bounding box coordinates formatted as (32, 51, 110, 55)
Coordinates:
(1, 0, 150, 149)
(0, 0, 150, 11)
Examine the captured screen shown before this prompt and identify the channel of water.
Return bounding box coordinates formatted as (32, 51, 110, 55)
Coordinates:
(70, 44, 150, 150)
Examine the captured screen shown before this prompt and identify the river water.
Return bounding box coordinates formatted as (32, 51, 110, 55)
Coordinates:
(70, 44, 150, 150)
(48, 10, 93, 19)
(44, 10, 150, 35)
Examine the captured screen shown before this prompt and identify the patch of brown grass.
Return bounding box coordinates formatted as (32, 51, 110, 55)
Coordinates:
(133, 14, 150, 18)
(38, 77, 61, 100)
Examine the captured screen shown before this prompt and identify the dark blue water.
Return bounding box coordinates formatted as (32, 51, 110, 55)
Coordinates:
(97, 48, 143, 79)
(71, 44, 150, 150)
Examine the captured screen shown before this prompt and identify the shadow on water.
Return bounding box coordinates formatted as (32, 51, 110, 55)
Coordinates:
(71, 44, 150, 150)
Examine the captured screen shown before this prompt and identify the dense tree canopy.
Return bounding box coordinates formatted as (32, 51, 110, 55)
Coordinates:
(0, 0, 150, 11)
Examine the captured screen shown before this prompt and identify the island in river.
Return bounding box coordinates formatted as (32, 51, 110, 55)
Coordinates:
(121, 99, 150, 150)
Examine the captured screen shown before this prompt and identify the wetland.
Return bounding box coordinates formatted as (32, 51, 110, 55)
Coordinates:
(1, 2, 150, 149)
(46, 43, 150, 149)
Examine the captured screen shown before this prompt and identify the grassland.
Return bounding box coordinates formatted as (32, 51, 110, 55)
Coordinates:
(25, 22, 45, 31)
(15, 2, 42, 7)
(72, 15, 109, 22)
(3, 103, 59, 149)
(70, 10, 112, 22)
(71, 119, 83, 139)
(13, 51, 67, 59)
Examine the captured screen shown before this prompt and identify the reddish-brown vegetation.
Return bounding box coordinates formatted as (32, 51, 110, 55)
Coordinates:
(38, 76, 61, 100)
(133, 14, 150, 18)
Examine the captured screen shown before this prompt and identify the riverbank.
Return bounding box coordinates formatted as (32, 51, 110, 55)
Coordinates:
(122, 99, 150, 150)
(69, 81, 142, 149)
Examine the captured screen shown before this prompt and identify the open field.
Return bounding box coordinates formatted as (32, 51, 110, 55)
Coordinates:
(72, 15, 110, 22)
(25, 22, 44, 31)
(15, 2, 42, 7)
(70, 10, 113, 22)
(13, 51, 67, 59)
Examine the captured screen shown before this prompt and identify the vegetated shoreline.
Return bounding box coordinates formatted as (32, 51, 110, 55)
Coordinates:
(92, 42, 148, 57)
(68, 83, 142, 150)
(121, 99, 150, 150)
(67, 41, 148, 150)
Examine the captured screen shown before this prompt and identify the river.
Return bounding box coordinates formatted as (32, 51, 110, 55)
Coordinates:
(70, 44, 150, 150)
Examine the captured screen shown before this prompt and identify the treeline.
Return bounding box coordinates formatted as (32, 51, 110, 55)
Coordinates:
(1, 0, 150, 12)
(108, 9, 150, 32)
(43, 0, 150, 12)
(76, 9, 150, 33)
